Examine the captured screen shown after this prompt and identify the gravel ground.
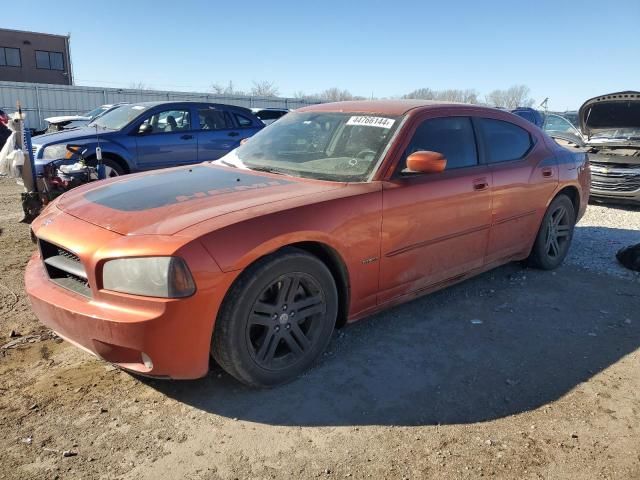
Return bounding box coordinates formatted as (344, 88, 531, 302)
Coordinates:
(569, 202, 640, 280)
(1, 177, 639, 480)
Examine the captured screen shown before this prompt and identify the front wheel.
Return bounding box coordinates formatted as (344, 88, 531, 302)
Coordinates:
(88, 157, 124, 178)
(212, 248, 338, 387)
(527, 194, 576, 270)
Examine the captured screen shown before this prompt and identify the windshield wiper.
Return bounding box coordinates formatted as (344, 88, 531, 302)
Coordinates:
(219, 160, 238, 168)
(248, 165, 297, 177)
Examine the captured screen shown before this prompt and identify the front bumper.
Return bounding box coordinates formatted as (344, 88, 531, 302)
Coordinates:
(590, 154, 640, 204)
(25, 210, 233, 379)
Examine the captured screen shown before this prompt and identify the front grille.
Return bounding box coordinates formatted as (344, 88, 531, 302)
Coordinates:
(590, 161, 640, 193)
(32, 145, 39, 157)
(38, 239, 91, 298)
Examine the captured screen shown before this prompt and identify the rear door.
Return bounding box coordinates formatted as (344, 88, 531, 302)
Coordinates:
(475, 116, 559, 263)
(379, 115, 492, 303)
(133, 107, 198, 169)
(195, 106, 241, 161)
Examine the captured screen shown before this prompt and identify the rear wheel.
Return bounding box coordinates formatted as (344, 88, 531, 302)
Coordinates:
(212, 248, 338, 387)
(527, 194, 576, 270)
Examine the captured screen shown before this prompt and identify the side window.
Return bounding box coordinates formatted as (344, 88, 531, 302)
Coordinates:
(477, 118, 532, 163)
(544, 115, 578, 134)
(235, 113, 254, 127)
(199, 109, 233, 130)
(140, 109, 191, 134)
(257, 110, 286, 121)
(401, 117, 478, 172)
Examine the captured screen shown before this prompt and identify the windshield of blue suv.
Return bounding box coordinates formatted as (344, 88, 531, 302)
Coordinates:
(88, 104, 150, 130)
(215, 111, 401, 182)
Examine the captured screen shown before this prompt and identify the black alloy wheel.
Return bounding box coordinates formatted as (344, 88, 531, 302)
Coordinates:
(247, 273, 326, 371)
(528, 194, 576, 270)
(212, 248, 338, 387)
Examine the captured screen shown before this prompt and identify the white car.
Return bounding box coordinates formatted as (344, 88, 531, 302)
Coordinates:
(43, 104, 126, 134)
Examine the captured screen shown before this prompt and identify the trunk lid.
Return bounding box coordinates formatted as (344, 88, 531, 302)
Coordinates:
(57, 164, 345, 235)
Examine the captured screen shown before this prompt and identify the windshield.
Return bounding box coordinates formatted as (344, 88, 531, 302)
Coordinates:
(216, 112, 400, 182)
(83, 106, 108, 119)
(89, 104, 150, 130)
(590, 128, 640, 140)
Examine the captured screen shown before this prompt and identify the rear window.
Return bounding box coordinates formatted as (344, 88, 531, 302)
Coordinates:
(235, 114, 254, 127)
(477, 118, 532, 163)
(256, 110, 287, 121)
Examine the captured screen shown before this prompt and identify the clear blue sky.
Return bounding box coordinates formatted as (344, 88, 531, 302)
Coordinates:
(5, 0, 639, 110)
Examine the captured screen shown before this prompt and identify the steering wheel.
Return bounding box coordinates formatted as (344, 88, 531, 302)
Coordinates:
(355, 149, 377, 160)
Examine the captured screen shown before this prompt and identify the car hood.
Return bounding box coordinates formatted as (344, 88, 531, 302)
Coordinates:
(45, 115, 90, 124)
(579, 91, 640, 140)
(32, 127, 110, 147)
(56, 164, 346, 236)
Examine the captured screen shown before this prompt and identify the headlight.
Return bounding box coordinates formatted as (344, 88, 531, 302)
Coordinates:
(102, 257, 196, 298)
(42, 144, 73, 160)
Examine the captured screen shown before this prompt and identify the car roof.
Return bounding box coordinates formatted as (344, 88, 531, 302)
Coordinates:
(250, 107, 289, 112)
(296, 99, 499, 116)
(124, 101, 252, 110)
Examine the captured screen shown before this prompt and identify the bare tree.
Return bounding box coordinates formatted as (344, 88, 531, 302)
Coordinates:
(486, 85, 534, 109)
(403, 88, 479, 104)
(210, 81, 246, 96)
(318, 88, 355, 102)
(251, 80, 279, 97)
(128, 82, 152, 90)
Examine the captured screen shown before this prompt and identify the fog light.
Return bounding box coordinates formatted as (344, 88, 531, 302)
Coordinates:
(141, 352, 153, 370)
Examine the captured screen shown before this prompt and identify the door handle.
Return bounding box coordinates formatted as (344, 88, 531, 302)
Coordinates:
(473, 178, 489, 191)
(228, 132, 240, 137)
(180, 134, 193, 140)
(542, 167, 553, 178)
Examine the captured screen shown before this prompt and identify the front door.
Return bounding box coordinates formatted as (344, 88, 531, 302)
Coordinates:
(134, 107, 198, 169)
(379, 116, 492, 304)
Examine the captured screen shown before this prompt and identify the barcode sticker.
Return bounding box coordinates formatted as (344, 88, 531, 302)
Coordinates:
(346, 116, 395, 129)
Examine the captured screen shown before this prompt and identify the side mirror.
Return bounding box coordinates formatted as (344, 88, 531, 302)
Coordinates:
(138, 123, 153, 135)
(406, 151, 447, 174)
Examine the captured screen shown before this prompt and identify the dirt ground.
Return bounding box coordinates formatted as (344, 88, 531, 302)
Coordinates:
(1, 176, 639, 480)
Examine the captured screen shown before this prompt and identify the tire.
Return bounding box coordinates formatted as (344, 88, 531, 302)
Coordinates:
(527, 194, 576, 270)
(212, 248, 338, 387)
(88, 157, 124, 178)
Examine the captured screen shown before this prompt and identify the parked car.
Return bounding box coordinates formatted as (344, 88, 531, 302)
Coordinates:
(511, 107, 544, 127)
(40, 103, 126, 134)
(31, 101, 264, 177)
(544, 92, 640, 204)
(578, 91, 640, 204)
(26, 100, 589, 386)
(0, 109, 10, 152)
(542, 113, 585, 146)
(250, 107, 289, 125)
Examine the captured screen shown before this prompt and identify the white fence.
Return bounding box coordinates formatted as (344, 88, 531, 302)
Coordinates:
(0, 81, 320, 130)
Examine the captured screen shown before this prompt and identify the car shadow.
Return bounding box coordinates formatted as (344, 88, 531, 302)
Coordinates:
(569, 225, 640, 277)
(143, 261, 639, 427)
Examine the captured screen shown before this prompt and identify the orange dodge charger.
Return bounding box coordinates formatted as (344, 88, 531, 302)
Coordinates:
(26, 101, 590, 386)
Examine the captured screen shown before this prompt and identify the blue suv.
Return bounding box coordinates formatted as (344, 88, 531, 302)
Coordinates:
(31, 101, 264, 177)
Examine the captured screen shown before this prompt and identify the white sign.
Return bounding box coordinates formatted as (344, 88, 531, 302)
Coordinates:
(346, 116, 395, 129)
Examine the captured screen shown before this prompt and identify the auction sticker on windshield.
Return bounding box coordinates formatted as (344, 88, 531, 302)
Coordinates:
(346, 116, 395, 128)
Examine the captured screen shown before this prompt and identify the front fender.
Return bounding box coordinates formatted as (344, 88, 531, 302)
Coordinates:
(36, 139, 134, 169)
(196, 190, 383, 317)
